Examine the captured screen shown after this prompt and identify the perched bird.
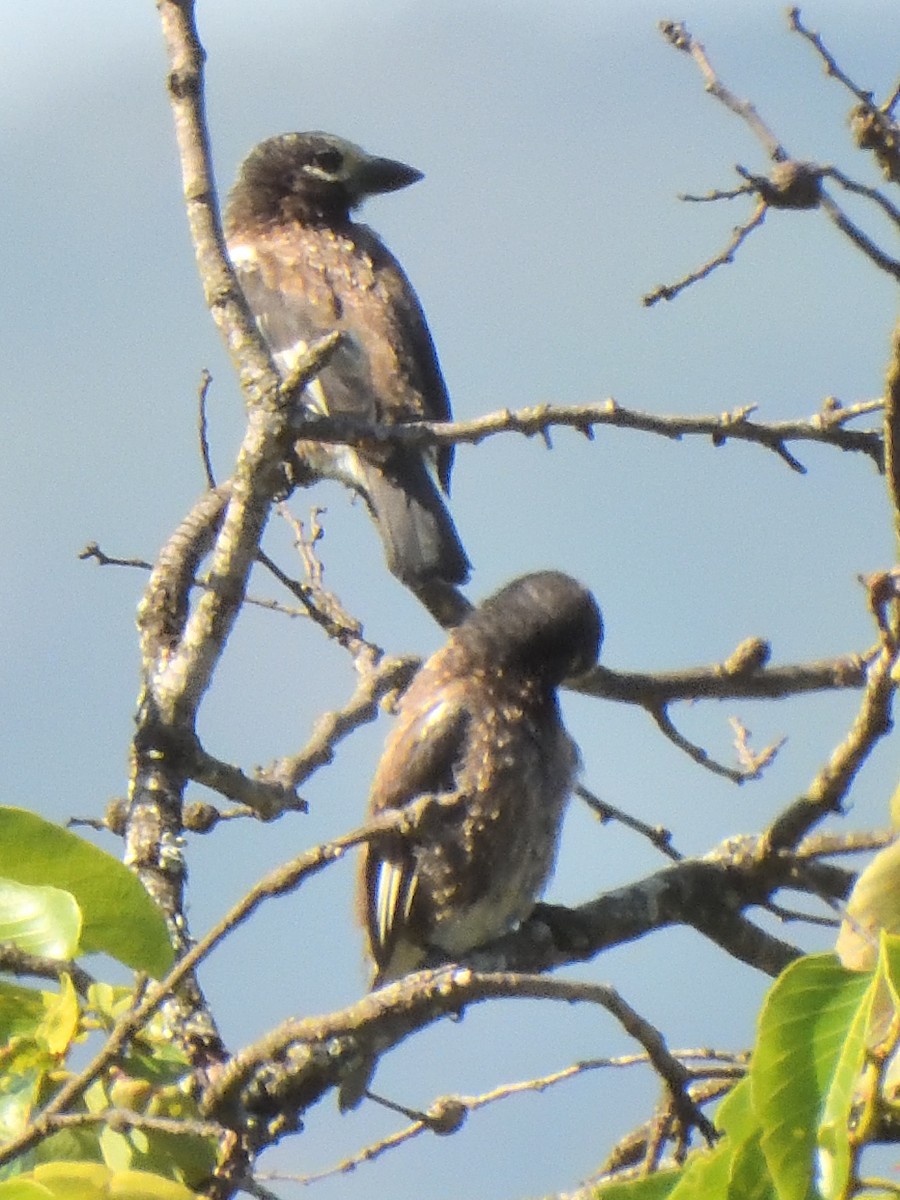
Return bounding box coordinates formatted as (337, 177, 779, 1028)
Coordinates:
(224, 131, 470, 590)
(339, 571, 600, 1107)
(361, 570, 602, 985)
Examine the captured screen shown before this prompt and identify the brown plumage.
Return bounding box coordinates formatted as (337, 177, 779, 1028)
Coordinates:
(339, 572, 601, 1107)
(224, 131, 470, 589)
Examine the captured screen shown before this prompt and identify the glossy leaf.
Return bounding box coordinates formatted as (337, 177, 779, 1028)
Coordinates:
(0, 881, 80, 961)
(816, 963, 880, 1200)
(0, 810, 172, 977)
(727, 1131, 776, 1200)
(666, 1142, 732, 1200)
(752, 954, 870, 1200)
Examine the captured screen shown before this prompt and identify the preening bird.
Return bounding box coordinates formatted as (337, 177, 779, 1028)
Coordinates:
(339, 571, 601, 1107)
(224, 131, 470, 590)
(361, 569, 601, 983)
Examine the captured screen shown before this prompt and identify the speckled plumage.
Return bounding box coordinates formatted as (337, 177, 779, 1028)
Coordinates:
(224, 132, 469, 588)
(360, 571, 603, 985)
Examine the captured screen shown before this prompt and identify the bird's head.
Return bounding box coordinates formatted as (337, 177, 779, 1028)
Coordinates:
(464, 571, 603, 686)
(226, 131, 423, 227)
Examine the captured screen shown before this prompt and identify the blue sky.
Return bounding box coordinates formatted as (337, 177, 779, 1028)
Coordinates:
(3, 3, 899, 1197)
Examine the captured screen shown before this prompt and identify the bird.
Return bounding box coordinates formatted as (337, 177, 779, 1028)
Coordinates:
(350, 572, 601, 1103)
(224, 131, 470, 592)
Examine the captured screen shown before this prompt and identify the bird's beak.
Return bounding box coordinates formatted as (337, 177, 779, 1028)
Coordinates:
(359, 155, 424, 196)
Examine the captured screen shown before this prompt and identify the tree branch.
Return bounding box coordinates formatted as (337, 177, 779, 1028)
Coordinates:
(289, 397, 885, 473)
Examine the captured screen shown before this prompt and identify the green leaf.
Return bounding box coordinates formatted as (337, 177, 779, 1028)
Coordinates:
(97, 1129, 134, 1176)
(107, 1170, 196, 1200)
(29, 1162, 111, 1200)
(37, 976, 79, 1056)
(752, 953, 870, 1200)
(817, 961, 882, 1200)
(22, 1164, 196, 1200)
(0, 810, 172, 978)
(0, 1069, 45, 1154)
(32, 1130, 104, 1171)
(835, 840, 900, 971)
(715, 1076, 756, 1141)
(666, 1142, 732, 1200)
(728, 1130, 776, 1200)
(0, 983, 46, 1043)
(0, 1182, 53, 1200)
(708, 1079, 776, 1200)
(0, 882, 80, 960)
(591, 1168, 681, 1199)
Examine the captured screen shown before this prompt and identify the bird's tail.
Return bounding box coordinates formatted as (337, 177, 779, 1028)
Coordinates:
(362, 452, 470, 588)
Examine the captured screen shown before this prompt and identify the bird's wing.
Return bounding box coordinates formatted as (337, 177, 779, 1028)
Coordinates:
(353, 226, 455, 492)
(228, 234, 469, 585)
(365, 688, 471, 975)
(227, 237, 377, 421)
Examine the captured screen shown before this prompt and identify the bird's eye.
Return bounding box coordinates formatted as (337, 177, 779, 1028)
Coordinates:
(309, 148, 343, 173)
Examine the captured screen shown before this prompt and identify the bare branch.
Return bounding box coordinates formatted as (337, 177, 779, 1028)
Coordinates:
(26, 1107, 224, 1142)
(649, 703, 754, 784)
(287, 1051, 742, 1187)
(819, 191, 900, 280)
(188, 747, 307, 820)
(206, 971, 722, 1148)
(198, 368, 216, 488)
(657, 16, 900, 293)
(658, 21, 786, 160)
(787, 8, 875, 104)
(293, 397, 885, 473)
(156, 0, 279, 398)
(576, 643, 870, 705)
(765, 606, 900, 854)
(0, 945, 95, 997)
(824, 167, 900, 230)
(265, 655, 419, 791)
(575, 784, 682, 862)
(643, 199, 767, 306)
(80, 538, 309, 619)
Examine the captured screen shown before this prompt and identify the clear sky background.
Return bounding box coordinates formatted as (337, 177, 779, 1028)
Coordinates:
(3, 2, 899, 1197)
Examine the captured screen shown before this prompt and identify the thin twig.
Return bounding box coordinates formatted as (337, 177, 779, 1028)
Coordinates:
(658, 21, 786, 160)
(818, 190, 900, 280)
(284, 1051, 744, 1186)
(28, 1108, 224, 1141)
(575, 785, 682, 861)
(649, 703, 780, 784)
(824, 167, 900, 230)
(80, 541, 308, 618)
(766, 609, 900, 854)
(198, 368, 216, 488)
(644, 200, 768, 306)
(787, 8, 875, 104)
(265, 655, 419, 791)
